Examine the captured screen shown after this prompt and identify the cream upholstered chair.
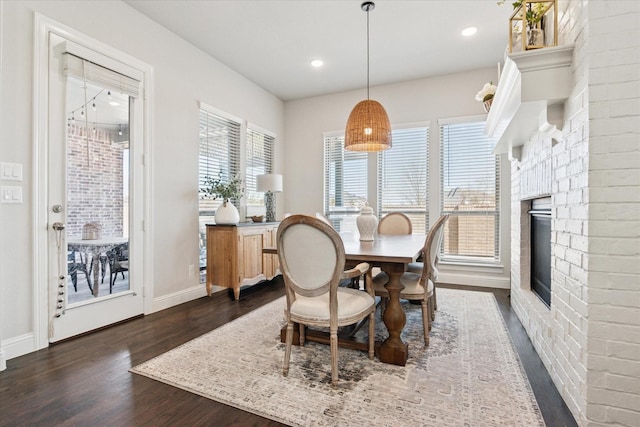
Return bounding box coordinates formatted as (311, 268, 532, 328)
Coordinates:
(278, 214, 376, 388)
(372, 212, 413, 278)
(407, 214, 449, 312)
(377, 212, 412, 235)
(373, 214, 449, 345)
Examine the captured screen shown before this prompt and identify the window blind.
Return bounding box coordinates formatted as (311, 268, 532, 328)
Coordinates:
(323, 134, 368, 231)
(63, 53, 141, 98)
(245, 126, 275, 215)
(440, 119, 500, 262)
(199, 108, 241, 216)
(377, 127, 429, 234)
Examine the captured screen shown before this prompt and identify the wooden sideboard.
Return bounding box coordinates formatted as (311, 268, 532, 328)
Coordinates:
(206, 222, 279, 300)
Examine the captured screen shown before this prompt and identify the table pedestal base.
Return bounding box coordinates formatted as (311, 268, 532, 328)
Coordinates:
(378, 267, 408, 366)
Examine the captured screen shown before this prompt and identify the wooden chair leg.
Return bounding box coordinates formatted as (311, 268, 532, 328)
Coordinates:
(330, 327, 338, 388)
(420, 300, 430, 345)
(299, 323, 306, 346)
(283, 321, 293, 376)
(368, 311, 375, 360)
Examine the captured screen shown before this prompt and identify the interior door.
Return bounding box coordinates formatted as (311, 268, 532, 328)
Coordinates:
(47, 34, 144, 342)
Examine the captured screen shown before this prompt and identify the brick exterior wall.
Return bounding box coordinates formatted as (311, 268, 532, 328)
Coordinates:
(509, 1, 640, 426)
(66, 124, 125, 239)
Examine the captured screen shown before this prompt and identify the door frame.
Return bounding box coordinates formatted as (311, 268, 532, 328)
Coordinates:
(33, 13, 154, 350)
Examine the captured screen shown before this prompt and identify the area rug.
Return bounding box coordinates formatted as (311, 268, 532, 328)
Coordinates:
(130, 289, 544, 426)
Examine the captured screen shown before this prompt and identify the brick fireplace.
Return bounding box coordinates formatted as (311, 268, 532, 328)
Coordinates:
(495, 2, 639, 426)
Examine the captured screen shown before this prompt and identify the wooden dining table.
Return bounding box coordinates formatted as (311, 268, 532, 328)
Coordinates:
(264, 232, 426, 366)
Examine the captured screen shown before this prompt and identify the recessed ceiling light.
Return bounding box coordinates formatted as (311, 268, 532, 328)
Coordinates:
(461, 26, 477, 37)
(310, 59, 324, 68)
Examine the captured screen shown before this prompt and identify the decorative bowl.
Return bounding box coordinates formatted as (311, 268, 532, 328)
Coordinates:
(251, 215, 265, 223)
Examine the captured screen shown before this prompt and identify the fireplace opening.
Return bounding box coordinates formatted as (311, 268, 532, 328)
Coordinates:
(529, 197, 551, 307)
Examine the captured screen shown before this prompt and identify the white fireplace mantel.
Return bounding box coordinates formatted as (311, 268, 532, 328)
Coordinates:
(485, 45, 574, 160)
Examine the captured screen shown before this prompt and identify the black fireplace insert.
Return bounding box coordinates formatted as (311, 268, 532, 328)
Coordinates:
(529, 197, 551, 307)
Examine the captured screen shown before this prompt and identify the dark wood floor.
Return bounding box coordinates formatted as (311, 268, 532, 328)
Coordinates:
(0, 281, 577, 427)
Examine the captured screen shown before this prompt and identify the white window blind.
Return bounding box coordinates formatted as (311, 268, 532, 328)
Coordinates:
(199, 108, 241, 216)
(377, 127, 429, 234)
(63, 53, 141, 99)
(440, 119, 500, 263)
(245, 126, 275, 216)
(324, 134, 368, 231)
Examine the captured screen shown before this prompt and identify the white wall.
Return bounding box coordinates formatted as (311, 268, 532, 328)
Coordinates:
(0, 0, 284, 362)
(283, 69, 512, 288)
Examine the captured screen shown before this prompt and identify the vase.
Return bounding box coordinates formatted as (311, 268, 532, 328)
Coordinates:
(483, 97, 493, 113)
(528, 28, 544, 48)
(356, 205, 378, 242)
(215, 200, 240, 224)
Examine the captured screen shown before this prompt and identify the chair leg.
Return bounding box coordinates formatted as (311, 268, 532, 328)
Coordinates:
(433, 285, 438, 311)
(299, 323, 306, 346)
(283, 321, 294, 377)
(420, 300, 430, 345)
(430, 296, 435, 321)
(368, 311, 375, 360)
(330, 327, 338, 388)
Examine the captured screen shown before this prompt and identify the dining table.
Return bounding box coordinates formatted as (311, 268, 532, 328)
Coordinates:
(68, 237, 128, 297)
(264, 232, 426, 366)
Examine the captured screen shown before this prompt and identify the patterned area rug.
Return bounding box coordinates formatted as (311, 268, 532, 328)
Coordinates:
(131, 289, 544, 426)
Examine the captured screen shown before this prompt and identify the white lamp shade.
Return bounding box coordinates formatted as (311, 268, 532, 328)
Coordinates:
(256, 174, 283, 193)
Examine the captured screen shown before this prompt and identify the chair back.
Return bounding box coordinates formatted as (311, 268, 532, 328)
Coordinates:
(418, 215, 449, 290)
(378, 212, 412, 235)
(277, 215, 345, 305)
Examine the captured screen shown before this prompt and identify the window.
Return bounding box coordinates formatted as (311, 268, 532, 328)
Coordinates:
(324, 134, 368, 232)
(198, 105, 241, 280)
(439, 118, 500, 263)
(245, 125, 275, 217)
(377, 126, 429, 234)
(198, 105, 241, 215)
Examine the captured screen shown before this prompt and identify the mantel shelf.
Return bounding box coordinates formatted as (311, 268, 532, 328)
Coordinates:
(485, 45, 574, 159)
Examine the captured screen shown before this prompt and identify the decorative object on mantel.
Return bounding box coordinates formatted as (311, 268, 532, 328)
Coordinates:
(256, 173, 283, 222)
(251, 215, 264, 223)
(356, 202, 378, 241)
(501, 0, 558, 53)
(475, 81, 497, 113)
(344, 1, 392, 152)
(201, 172, 244, 225)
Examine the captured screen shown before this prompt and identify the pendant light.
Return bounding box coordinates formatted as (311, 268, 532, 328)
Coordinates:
(344, 1, 392, 152)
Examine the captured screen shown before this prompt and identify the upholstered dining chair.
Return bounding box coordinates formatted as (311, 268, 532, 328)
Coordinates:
(407, 214, 449, 313)
(373, 214, 449, 345)
(277, 214, 376, 388)
(377, 212, 412, 235)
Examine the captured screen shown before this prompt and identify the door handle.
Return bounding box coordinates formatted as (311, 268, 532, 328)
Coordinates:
(52, 222, 65, 231)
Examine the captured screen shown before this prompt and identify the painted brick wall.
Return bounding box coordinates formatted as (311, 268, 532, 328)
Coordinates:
(585, 1, 640, 426)
(67, 124, 125, 238)
(510, 1, 640, 426)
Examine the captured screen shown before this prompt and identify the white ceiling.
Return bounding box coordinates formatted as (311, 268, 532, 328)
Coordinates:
(124, 0, 514, 101)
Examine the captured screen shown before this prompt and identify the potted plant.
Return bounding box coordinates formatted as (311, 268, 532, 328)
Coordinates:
(201, 172, 244, 224)
(502, 0, 550, 51)
(475, 81, 497, 112)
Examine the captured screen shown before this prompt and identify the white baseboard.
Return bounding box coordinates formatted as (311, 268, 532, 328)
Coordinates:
(438, 273, 511, 289)
(2, 333, 37, 363)
(151, 284, 208, 313)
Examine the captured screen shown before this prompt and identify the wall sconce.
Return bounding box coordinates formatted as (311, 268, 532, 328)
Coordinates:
(256, 174, 283, 223)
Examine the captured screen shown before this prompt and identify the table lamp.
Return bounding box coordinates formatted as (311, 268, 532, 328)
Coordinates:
(256, 174, 283, 222)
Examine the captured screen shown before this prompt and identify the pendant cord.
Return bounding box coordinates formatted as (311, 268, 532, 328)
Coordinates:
(366, 7, 370, 100)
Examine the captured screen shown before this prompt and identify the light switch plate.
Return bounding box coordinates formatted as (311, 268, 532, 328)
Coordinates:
(1, 162, 23, 181)
(0, 186, 23, 203)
